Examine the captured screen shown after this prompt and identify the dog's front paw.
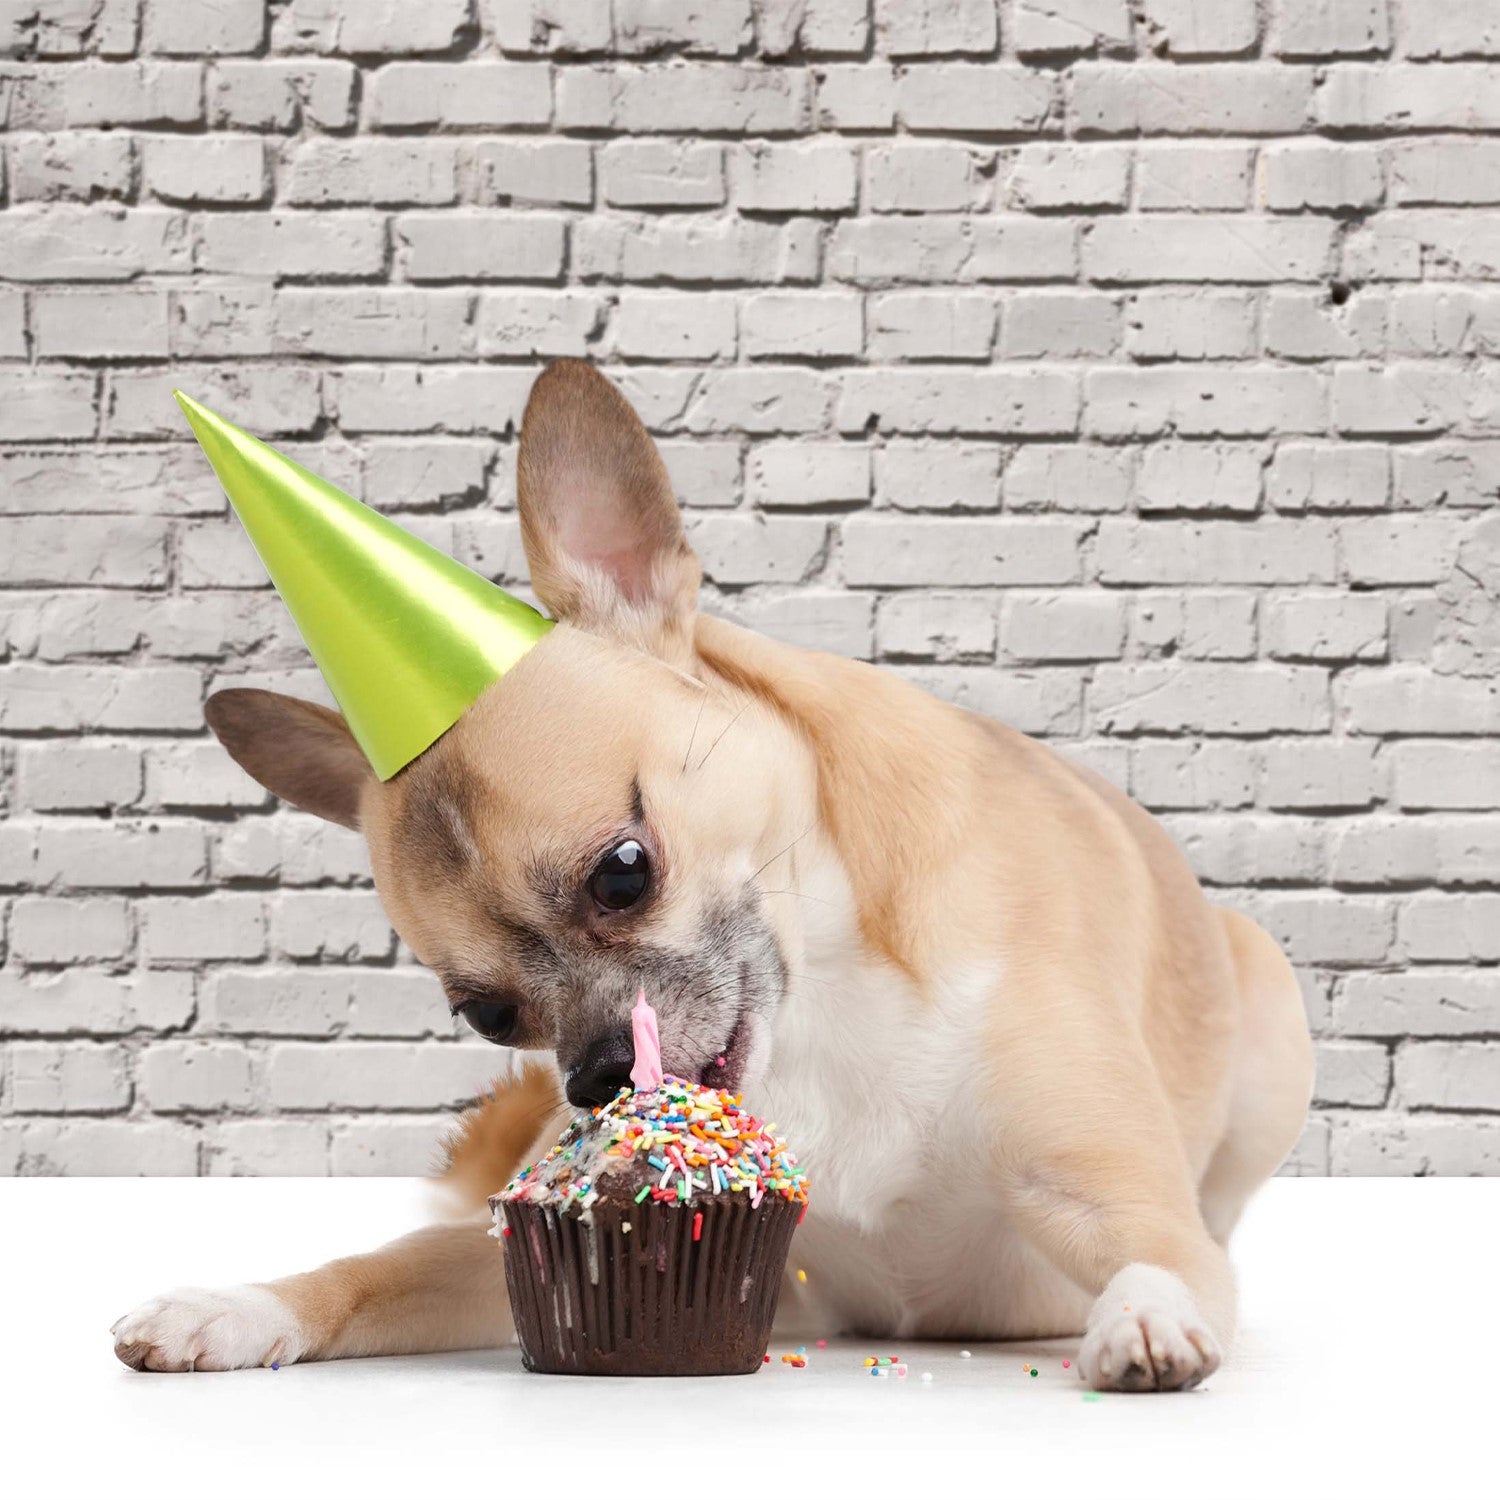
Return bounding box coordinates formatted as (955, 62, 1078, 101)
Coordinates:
(112, 1285, 306, 1373)
(1078, 1264, 1220, 1393)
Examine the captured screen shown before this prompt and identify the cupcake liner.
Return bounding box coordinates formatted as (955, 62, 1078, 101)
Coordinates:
(497, 1194, 800, 1376)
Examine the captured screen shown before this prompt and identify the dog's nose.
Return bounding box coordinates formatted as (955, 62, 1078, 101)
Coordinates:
(565, 1028, 635, 1110)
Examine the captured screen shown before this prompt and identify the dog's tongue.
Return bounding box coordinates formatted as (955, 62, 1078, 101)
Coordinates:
(630, 990, 663, 1092)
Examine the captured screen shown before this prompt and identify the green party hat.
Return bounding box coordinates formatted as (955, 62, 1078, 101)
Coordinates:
(175, 391, 553, 781)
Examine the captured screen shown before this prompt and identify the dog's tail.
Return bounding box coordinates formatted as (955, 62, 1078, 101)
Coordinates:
(438, 1059, 567, 1215)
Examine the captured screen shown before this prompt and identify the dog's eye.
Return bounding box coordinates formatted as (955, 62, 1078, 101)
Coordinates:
(590, 840, 650, 911)
(457, 999, 518, 1044)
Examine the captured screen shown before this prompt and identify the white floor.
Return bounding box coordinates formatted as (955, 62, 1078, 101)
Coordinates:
(3, 1176, 1494, 1497)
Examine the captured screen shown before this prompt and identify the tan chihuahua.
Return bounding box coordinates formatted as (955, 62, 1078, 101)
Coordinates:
(112, 361, 1312, 1392)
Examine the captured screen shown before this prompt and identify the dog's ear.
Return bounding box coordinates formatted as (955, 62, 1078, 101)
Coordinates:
(517, 359, 700, 659)
(204, 689, 373, 830)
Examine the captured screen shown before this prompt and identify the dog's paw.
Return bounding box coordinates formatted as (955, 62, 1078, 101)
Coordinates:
(1077, 1264, 1220, 1393)
(111, 1285, 306, 1373)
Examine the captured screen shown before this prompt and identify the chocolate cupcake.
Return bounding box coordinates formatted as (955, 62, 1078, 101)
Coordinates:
(491, 1076, 808, 1376)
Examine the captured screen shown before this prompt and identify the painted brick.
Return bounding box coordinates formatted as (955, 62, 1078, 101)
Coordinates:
(998, 290, 1120, 358)
(1124, 289, 1256, 360)
(143, 0, 264, 55)
(0, 970, 193, 1036)
(473, 290, 602, 358)
(875, 443, 1001, 511)
(869, 142, 989, 213)
(895, 66, 1057, 133)
(1262, 143, 1384, 211)
(1337, 971, 1500, 1037)
(8, 1042, 130, 1112)
(9, 131, 135, 201)
(1072, 64, 1312, 135)
(868, 291, 996, 360)
(576, 215, 818, 284)
(1395, 1042, 1500, 1111)
(139, 1041, 254, 1112)
(1392, 742, 1500, 810)
(366, 63, 551, 129)
(1136, 444, 1262, 514)
(555, 64, 810, 133)
(1267, 444, 1390, 511)
(1273, 0, 1391, 59)
(1400, 4, 1500, 60)
(875, 0, 997, 56)
(474, 139, 592, 206)
(599, 140, 724, 207)
(1009, 143, 1129, 210)
(10, 896, 130, 964)
(748, 443, 870, 508)
(1132, 590, 1257, 659)
(1086, 368, 1327, 438)
(1004, 445, 1133, 512)
(841, 517, 1084, 585)
(1003, 592, 1126, 662)
(1137, 0, 1257, 57)
(396, 212, 566, 282)
(1014, 0, 1132, 56)
(284, 139, 458, 206)
(741, 291, 861, 358)
(1318, 66, 1500, 131)
(197, 211, 386, 278)
(142, 135, 267, 204)
(1082, 216, 1334, 283)
(733, 141, 857, 212)
(837, 369, 1080, 435)
(1131, 741, 1257, 810)
(1314, 1040, 1390, 1107)
(1136, 145, 1253, 209)
(876, 592, 996, 661)
(281, 0, 474, 55)
(208, 60, 357, 130)
(1264, 594, 1386, 662)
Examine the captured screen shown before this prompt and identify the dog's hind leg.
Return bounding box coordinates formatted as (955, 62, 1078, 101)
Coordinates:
(1197, 909, 1315, 1244)
(113, 1219, 513, 1371)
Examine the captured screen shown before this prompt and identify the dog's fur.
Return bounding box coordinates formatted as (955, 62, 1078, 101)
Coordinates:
(112, 361, 1313, 1391)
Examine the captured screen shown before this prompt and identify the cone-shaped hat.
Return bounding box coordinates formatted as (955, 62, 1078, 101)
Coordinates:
(176, 391, 553, 781)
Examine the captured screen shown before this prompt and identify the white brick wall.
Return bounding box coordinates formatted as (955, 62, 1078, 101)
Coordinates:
(2, 0, 1498, 1178)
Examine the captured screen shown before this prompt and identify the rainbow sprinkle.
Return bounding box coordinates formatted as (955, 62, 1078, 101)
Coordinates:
(496, 1076, 809, 1218)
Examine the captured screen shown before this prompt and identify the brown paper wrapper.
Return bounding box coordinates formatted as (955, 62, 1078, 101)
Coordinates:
(495, 1192, 800, 1376)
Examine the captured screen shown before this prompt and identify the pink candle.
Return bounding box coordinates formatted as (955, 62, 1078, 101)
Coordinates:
(630, 989, 663, 1092)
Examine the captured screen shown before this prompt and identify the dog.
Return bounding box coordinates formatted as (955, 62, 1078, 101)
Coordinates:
(111, 360, 1313, 1391)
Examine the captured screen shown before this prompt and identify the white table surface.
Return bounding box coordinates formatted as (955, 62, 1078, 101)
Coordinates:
(3, 1176, 1493, 1497)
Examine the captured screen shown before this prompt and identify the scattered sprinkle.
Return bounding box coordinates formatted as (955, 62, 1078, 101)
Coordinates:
(796, 1268, 807, 1284)
(270, 1362, 279, 1372)
(816, 1339, 827, 1349)
(714, 1056, 727, 1068)
(764, 1354, 771, 1364)
(1082, 1392, 1103, 1404)
(920, 1371, 933, 1383)
(960, 1350, 972, 1359)
(692, 1211, 703, 1242)
(1030, 1368, 1038, 1378)
(497, 1076, 808, 1216)
(1062, 1358, 1070, 1369)
(500, 1225, 512, 1239)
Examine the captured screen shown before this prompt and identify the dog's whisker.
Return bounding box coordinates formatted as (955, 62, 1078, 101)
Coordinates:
(694, 702, 748, 773)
